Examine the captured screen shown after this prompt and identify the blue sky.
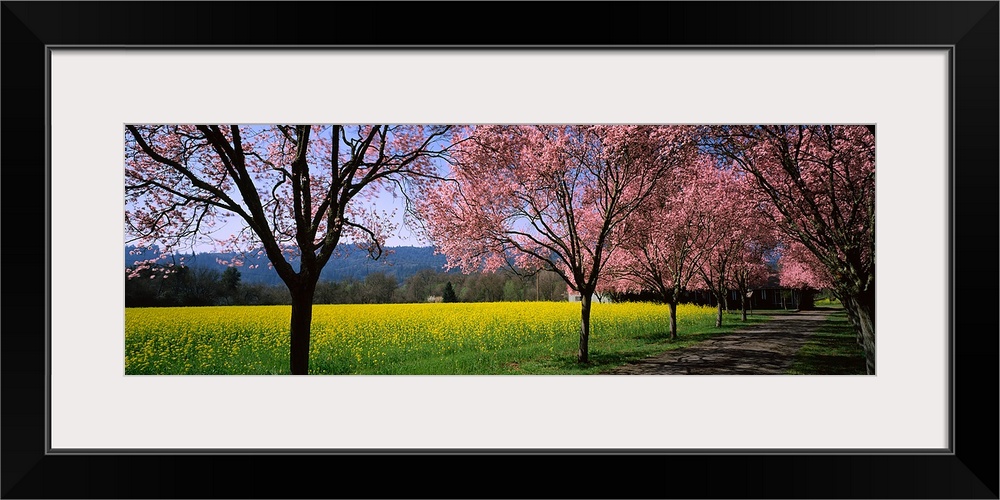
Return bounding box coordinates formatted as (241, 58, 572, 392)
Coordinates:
(157, 188, 425, 255)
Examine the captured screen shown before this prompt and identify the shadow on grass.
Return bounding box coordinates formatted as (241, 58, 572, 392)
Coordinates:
(540, 331, 737, 373)
(631, 331, 715, 344)
(631, 315, 772, 343)
(518, 315, 782, 374)
(788, 313, 866, 375)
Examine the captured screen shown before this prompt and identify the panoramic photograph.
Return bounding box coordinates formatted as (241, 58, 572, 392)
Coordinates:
(124, 125, 875, 376)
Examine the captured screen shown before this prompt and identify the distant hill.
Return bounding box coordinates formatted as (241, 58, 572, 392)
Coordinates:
(125, 245, 452, 285)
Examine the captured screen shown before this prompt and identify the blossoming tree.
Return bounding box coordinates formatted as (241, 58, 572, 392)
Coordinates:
(604, 151, 720, 340)
(722, 173, 779, 322)
(711, 125, 876, 374)
(415, 125, 695, 363)
(125, 124, 453, 374)
(777, 239, 833, 291)
(690, 164, 768, 328)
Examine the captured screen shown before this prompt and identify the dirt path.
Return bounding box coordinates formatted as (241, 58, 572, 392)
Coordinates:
(604, 310, 836, 375)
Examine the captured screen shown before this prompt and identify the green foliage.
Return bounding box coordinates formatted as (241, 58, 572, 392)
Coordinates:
(221, 267, 241, 292)
(360, 272, 398, 304)
(442, 281, 458, 303)
(126, 264, 289, 307)
(502, 280, 522, 301)
(813, 296, 843, 308)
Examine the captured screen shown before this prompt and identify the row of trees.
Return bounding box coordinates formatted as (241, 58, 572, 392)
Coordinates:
(126, 124, 874, 374)
(126, 266, 289, 307)
(413, 125, 874, 372)
(127, 265, 570, 307)
(396, 268, 568, 303)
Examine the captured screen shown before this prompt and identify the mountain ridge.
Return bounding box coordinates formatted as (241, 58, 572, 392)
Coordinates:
(125, 245, 453, 285)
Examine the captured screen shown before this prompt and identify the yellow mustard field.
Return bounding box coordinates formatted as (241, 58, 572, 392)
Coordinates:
(125, 302, 722, 375)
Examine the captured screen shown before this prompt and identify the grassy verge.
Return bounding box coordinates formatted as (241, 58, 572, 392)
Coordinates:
(786, 311, 866, 375)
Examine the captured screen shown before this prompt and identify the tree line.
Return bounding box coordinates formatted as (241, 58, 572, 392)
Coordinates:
(126, 265, 569, 307)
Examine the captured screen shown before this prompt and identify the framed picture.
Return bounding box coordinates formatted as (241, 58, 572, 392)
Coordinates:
(3, 2, 996, 498)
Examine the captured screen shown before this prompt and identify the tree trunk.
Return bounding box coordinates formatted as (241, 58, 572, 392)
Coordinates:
(740, 291, 748, 321)
(578, 292, 592, 364)
(840, 297, 863, 346)
(715, 297, 723, 328)
(851, 288, 876, 375)
(799, 288, 815, 310)
(289, 286, 316, 375)
(668, 300, 678, 341)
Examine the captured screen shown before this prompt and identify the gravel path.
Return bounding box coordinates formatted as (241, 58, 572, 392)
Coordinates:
(604, 310, 836, 375)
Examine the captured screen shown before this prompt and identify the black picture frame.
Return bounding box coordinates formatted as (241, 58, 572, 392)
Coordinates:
(3, 2, 997, 498)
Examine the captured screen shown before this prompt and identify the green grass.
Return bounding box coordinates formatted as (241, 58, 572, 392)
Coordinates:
(813, 297, 844, 309)
(786, 311, 866, 375)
